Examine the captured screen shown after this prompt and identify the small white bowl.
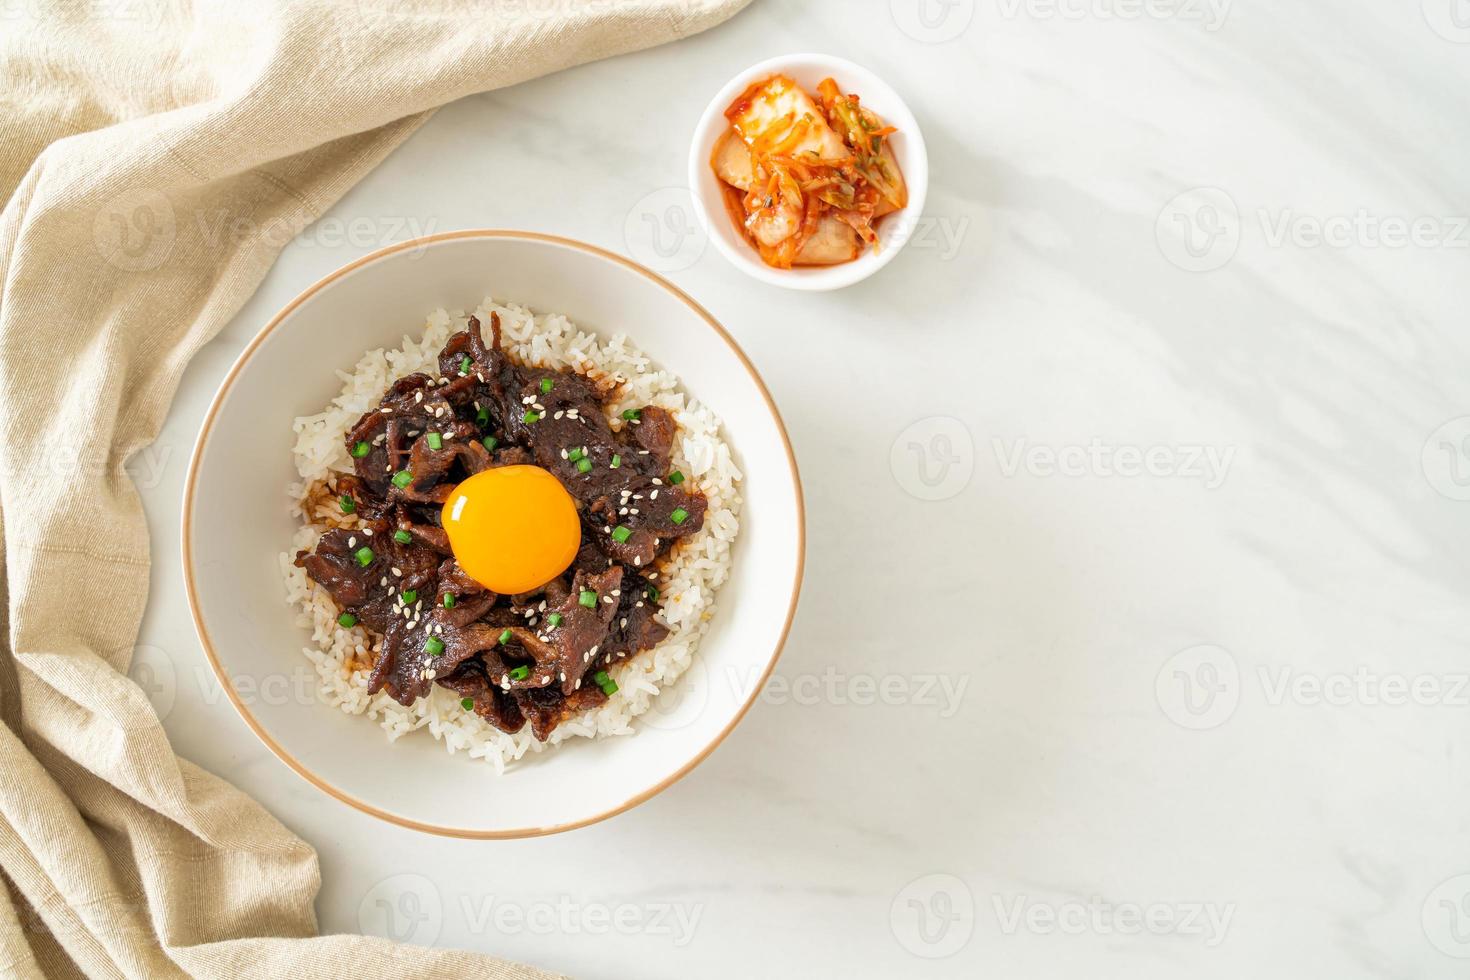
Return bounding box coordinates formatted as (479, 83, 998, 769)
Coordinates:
(689, 53, 930, 291)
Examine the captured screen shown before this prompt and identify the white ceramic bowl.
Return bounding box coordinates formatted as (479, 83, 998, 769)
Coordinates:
(689, 52, 929, 291)
(183, 231, 804, 838)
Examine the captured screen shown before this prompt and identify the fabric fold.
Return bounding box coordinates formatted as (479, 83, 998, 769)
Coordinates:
(0, 0, 751, 975)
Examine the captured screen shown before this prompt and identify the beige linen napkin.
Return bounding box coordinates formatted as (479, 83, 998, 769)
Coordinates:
(0, 1, 749, 976)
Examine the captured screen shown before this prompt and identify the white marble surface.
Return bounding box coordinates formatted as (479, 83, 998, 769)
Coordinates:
(133, 1, 1470, 976)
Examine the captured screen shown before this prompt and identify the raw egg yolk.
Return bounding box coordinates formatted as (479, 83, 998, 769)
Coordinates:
(441, 465, 581, 595)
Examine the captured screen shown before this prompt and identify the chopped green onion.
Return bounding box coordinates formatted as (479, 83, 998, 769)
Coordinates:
(400, 589, 418, 605)
(539, 377, 553, 394)
(668, 471, 685, 485)
(579, 590, 597, 609)
(522, 410, 540, 425)
(509, 665, 531, 681)
(393, 529, 412, 544)
(645, 583, 660, 601)
(392, 470, 412, 488)
(567, 447, 585, 462)
(498, 628, 513, 645)
(547, 612, 563, 627)
(621, 409, 640, 420)
(425, 637, 444, 656)
(351, 441, 370, 458)
(337, 612, 358, 628)
(611, 525, 632, 544)
(593, 670, 610, 686)
(460, 697, 474, 711)
(483, 436, 498, 452)
(460, 355, 471, 375)
(443, 593, 456, 609)
(339, 494, 355, 514)
(354, 546, 374, 567)
(476, 407, 490, 426)
(576, 458, 592, 474)
(670, 507, 689, 525)
(610, 454, 621, 469)
(601, 678, 619, 696)
(426, 432, 442, 450)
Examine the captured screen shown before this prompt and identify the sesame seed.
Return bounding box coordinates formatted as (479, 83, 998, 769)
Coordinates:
(391, 567, 402, 577)
(348, 536, 356, 547)
(652, 478, 662, 486)
(650, 490, 659, 500)
(362, 528, 373, 536)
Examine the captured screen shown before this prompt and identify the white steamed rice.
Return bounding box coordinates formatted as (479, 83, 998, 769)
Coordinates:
(278, 296, 741, 772)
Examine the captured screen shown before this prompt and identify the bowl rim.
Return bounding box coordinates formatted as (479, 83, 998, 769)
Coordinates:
(180, 229, 806, 839)
(688, 51, 930, 292)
